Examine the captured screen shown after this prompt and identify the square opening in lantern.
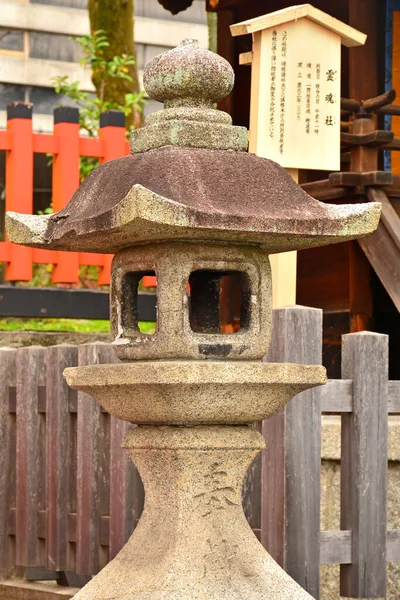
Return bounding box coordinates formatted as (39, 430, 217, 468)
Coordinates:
(121, 270, 157, 336)
(188, 270, 251, 334)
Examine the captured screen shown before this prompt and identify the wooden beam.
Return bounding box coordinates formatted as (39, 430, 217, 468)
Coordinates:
(0, 580, 78, 599)
(359, 220, 400, 312)
(262, 306, 322, 598)
(348, 0, 380, 102)
(340, 331, 388, 598)
(0, 286, 156, 321)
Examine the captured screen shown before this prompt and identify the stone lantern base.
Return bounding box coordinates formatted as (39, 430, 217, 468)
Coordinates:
(71, 427, 312, 600)
(65, 361, 325, 599)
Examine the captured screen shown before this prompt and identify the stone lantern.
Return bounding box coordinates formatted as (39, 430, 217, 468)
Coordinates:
(7, 40, 380, 600)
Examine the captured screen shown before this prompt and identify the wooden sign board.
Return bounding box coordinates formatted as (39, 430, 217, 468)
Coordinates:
(250, 19, 341, 171)
(231, 5, 366, 306)
(231, 4, 367, 172)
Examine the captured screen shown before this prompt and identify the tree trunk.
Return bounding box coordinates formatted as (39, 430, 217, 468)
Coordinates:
(88, 0, 143, 128)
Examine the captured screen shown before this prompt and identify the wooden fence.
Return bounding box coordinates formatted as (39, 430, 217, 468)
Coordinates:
(0, 306, 399, 599)
(0, 103, 133, 285)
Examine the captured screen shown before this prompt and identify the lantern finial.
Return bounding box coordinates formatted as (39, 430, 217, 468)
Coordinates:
(131, 39, 248, 153)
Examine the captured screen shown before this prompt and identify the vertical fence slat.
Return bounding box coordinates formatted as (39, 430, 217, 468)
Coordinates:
(340, 331, 388, 598)
(262, 306, 322, 599)
(52, 107, 80, 284)
(109, 418, 135, 559)
(260, 409, 286, 565)
(97, 110, 126, 286)
(16, 346, 46, 567)
(46, 344, 78, 572)
(242, 421, 262, 539)
(5, 103, 33, 281)
(76, 343, 112, 575)
(0, 348, 17, 577)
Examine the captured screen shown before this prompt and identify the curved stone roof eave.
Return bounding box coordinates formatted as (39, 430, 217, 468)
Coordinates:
(6, 184, 382, 254)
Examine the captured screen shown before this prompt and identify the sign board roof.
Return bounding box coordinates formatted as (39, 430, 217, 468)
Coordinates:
(230, 4, 367, 47)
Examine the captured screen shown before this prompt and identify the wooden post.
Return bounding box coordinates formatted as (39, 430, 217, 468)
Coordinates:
(347, 113, 375, 332)
(0, 348, 17, 577)
(46, 344, 78, 573)
(5, 103, 33, 281)
(261, 306, 322, 599)
(15, 346, 46, 568)
(97, 111, 127, 286)
(76, 343, 113, 575)
(109, 417, 136, 560)
(52, 107, 80, 284)
(340, 331, 388, 598)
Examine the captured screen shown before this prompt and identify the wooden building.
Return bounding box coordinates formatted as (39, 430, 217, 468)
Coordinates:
(159, 0, 400, 378)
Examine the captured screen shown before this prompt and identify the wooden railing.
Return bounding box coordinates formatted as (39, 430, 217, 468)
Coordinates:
(0, 103, 130, 285)
(0, 306, 398, 598)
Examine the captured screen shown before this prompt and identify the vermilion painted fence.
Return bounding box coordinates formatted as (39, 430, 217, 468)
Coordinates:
(0, 103, 131, 285)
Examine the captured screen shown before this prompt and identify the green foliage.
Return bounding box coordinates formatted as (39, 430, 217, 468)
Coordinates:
(0, 318, 155, 334)
(52, 30, 145, 138)
(80, 156, 99, 183)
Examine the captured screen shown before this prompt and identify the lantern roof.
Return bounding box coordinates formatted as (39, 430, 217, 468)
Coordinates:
(6, 39, 380, 254)
(230, 4, 367, 47)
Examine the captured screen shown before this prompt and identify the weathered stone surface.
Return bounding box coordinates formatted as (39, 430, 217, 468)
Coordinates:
(64, 360, 326, 425)
(143, 39, 234, 108)
(131, 40, 248, 153)
(111, 242, 272, 361)
(6, 40, 380, 254)
(6, 147, 381, 254)
(72, 426, 313, 600)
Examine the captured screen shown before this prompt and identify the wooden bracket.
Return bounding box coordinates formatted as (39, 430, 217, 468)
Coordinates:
(340, 130, 394, 147)
(239, 51, 253, 66)
(329, 171, 394, 187)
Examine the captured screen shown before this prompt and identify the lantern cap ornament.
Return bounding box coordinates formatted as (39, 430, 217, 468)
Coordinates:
(6, 38, 380, 254)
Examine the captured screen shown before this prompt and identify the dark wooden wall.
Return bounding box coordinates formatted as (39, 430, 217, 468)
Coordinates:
(209, 0, 400, 378)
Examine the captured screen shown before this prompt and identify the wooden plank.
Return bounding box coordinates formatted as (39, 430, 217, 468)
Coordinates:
(262, 306, 322, 599)
(76, 343, 112, 575)
(320, 530, 352, 564)
(301, 179, 349, 202)
(389, 381, 400, 414)
(341, 130, 394, 147)
(46, 345, 78, 572)
(0, 349, 17, 578)
(387, 530, 400, 562)
(358, 220, 400, 312)
(340, 331, 388, 598)
(109, 417, 140, 558)
(367, 187, 400, 253)
(230, 4, 367, 47)
(320, 529, 400, 564)
(348, 0, 379, 102)
(132, 461, 144, 533)
(0, 286, 156, 321)
(0, 580, 78, 599)
(15, 347, 46, 568)
(320, 379, 352, 413)
(242, 421, 262, 536)
(260, 408, 285, 567)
